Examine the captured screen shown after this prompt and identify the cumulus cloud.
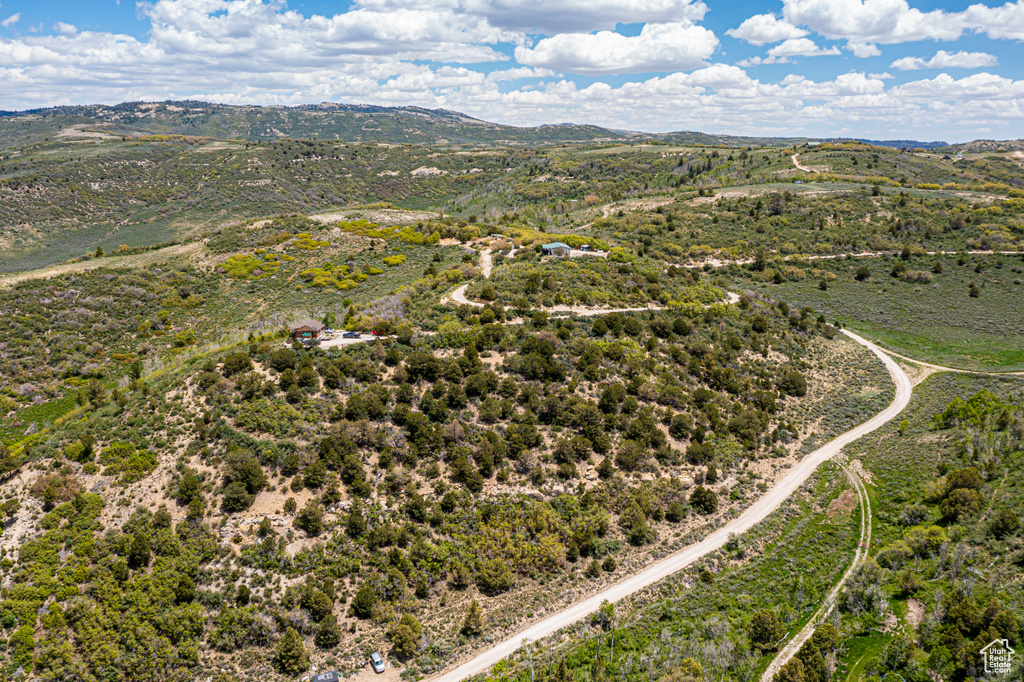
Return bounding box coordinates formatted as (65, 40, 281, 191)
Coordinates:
(782, 0, 965, 44)
(780, 0, 1024, 46)
(769, 37, 840, 57)
(356, 0, 709, 34)
(847, 42, 882, 57)
(1, 12, 20, 27)
(891, 50, 999, 70)
(726, 14, 807, 45)
(738, 37, 839, 65)
(514, 22, 718, 75)
(0, 0, 1022, 140)
(962, 0, 1024, 41)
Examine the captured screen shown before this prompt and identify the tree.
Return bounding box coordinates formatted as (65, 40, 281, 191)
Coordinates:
(940, 488, 982, 521)
(660, 658, 704, 682)
(390, 613, 422, 659)
(221, 352, 253, 377)
(315, 614, 342, 649)
(175, 575, 196, 604)
(476, 557, 515, 593)
(352, 583, 377, 619)
(690, 486, 718, 515)
(773, 657, 805, 682)
(855, 265, 870, 281)
(221, 481, 253, 512)
(747, 609, 784, 650)
(989, 509, 1020, 538)
(85, 378, 107, 407)
(127, 532, 151, 569)
(275, 627, 309, 675)
(778, 371, 807, 397)
(461, 599, 484, 637)
(294, 500, 324, 535)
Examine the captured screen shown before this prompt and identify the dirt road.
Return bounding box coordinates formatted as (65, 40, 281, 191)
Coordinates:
(760, 464, 872, 682)
(479, 248, 493, 278)
(429, 330, 911, 682)
(792, 153, 815, 173)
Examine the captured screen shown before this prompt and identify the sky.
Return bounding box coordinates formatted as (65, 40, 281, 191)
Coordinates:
(0, 0, 1023, 141)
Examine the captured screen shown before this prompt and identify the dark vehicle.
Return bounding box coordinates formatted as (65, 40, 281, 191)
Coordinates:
(370, 651, 385, 673)
(342, 331, 361, 339)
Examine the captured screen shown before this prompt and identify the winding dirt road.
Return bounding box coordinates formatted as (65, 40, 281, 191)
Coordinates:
(792, 153, 815, 173)
(430, 330, 912, 682)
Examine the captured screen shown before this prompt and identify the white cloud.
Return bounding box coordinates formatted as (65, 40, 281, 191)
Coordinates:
(726, 14, 807, 45)
(54, 22, 77, 35)
(962, 1, 1024, 41)
(847, 42, 881, 57)
(768, 37, 840, 58)
(891, 50, 999, 70)
(782, 0, 964, 44)
(1, 12, 20, 27)
(514, 22, 718, 75)
(356, 0, 709, 34)
(0, 0, 1022, 140)
(485, 66, 559, 83)
(738, 37, 839, 65)
(781, 0, 1024, 46)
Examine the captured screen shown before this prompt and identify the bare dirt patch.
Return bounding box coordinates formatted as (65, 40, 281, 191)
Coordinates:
(57, 125, 121, 140)
(825, 489, 858, 522)
(906, 598, 925, 629)
(849, 459, 875, 484)
(309, 208, 438, 226)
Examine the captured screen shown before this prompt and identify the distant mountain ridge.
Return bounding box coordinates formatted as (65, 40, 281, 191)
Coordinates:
(0, 100, 1013, 150)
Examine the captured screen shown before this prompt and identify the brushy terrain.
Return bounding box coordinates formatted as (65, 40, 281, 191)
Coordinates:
(0, 114, 1021, 682)
(480, 374, 1022, 682)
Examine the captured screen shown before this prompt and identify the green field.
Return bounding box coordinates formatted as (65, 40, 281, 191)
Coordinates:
(730, 252, 1024, 371)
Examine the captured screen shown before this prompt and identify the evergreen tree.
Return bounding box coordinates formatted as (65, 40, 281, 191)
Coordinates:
(274, 627, 309, 675)
(389, 613, 422, 658)
(461, 599, 484, 637)
(315, 615, 342, 649)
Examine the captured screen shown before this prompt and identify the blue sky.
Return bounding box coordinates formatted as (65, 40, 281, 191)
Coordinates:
(1, 0, 1022, 141)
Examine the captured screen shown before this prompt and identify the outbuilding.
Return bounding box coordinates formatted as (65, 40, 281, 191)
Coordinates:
(289, 319, 326, 342)
(541, 241, 572, 257)
(311, 672, 341, 682)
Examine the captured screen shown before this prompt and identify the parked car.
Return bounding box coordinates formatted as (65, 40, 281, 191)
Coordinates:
(342, 331, 360, 339)
(370, 651, 385, 674)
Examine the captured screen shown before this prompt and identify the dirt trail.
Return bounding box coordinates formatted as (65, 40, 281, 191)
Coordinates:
(879, 349, 1024, 377)
(761, 464, 872, 682)
(0, 242, 204, 287)
(429, 330, 911, 682)
(480, 249, 493, 278)
(792, 153, 813, 173)
(682, 249, 1022, 270)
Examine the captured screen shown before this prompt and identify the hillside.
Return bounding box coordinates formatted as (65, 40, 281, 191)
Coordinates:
(0, 111, 1021, 682)
(0, 101, 623, 149)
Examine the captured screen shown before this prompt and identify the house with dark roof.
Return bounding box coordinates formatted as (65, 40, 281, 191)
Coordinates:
(289, 319, 326, 341)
